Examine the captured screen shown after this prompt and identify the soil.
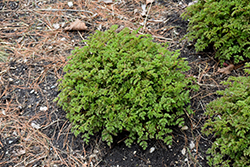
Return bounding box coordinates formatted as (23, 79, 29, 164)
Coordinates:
(0, 0, 247, 167)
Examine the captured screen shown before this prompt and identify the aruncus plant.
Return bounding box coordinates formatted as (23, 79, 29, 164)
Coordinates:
(55, 25, 198, 149)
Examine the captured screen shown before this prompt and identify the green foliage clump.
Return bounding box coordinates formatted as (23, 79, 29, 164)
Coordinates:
(55, 25, 197, 149)
(202, 63, 250, 166)
(182, 0, 250, 63)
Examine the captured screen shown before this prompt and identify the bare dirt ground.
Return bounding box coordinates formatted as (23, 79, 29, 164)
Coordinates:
(0, 0, 247, 166)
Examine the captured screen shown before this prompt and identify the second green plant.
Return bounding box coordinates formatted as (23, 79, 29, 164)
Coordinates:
(182, 0, 250, 64)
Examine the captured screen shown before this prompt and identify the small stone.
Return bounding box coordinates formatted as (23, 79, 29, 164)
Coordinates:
(51, 85, 56, 89)
(68, 2, 73, 8)
(18, 149, 26, 155)
(181, 125, 188, 130)
(12, 131, 17, 136)
(53, 23, 60, 29)
(8, 78, 14, 82)
(31, 122, 40, 129)
(149, 147, 155, 153)
(61, 22, 66, 27)
(181, 148, 186, 155)
(30, 90, 34, 94)
(60, 37, 66, 41)
(190, 141, 195, 150)
(133, 151, 136, 154)
(101, 0, 113, 3)
(40, 106, 48, 111)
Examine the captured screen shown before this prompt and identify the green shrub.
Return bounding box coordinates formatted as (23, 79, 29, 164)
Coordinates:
(202, 63, 250, 166)
(182, 0, 250, 64)
(55, 25, 197, 149)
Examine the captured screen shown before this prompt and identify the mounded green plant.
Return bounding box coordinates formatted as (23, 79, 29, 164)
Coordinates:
(55, 25, 198, 149)
(182, 0, 250, 63)
(202, 63, 250, 166)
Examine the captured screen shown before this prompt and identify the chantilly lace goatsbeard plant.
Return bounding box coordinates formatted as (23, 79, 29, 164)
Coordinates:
(202, 63, 250, 166)
(55, 25, 198, 149)
(182, 0, 250, 64)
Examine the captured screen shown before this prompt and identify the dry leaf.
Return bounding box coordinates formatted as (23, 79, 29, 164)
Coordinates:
(217, 64, 234, 74)
(64, 19, 87, 31)
(146, 0, 154, 5)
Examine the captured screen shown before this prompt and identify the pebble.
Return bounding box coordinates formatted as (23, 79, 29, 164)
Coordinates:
(61, 37, 66, 41)
(31, 122, 40, 129)
(101, 0, 113, 3)
(190, 141, 195, 150)
(40, 106, 48, 111)
(149, 147, 155, 153)
(53, 23, 60, 29)
(181, 148, 186, 155)
(51, 85, 56, 89)
(181, 125, 188, 130)
(68, 1, 73, 8)
(12, 131, 17, 136)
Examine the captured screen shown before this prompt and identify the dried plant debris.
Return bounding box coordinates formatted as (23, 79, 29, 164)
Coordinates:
(64, 19, 88, 31)
(217, 64, 234, 74)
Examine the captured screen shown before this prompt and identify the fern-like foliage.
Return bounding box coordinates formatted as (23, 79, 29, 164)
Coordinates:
(55, 25, 198, 149)
(202, 64, 250, 166)
(182, 0, 250, 63)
